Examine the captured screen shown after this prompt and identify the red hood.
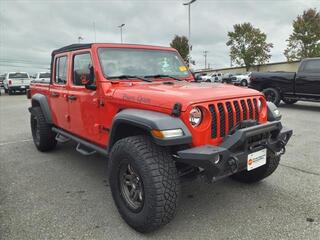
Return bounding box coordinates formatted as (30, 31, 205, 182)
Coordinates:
(112, 81, 263, 111)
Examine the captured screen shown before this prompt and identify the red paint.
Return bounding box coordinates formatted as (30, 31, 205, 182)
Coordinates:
(30, 43, 267, 148)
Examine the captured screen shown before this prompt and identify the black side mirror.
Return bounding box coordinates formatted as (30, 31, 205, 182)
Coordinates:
(85, 66, 97, 90)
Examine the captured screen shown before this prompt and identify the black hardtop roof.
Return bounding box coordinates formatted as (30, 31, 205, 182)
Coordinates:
(52, 43, 92, 56)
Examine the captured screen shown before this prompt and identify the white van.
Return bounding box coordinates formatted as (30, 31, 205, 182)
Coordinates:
(3, 72, 31, 95)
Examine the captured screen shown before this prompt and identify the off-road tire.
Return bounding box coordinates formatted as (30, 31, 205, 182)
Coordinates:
(262, 88, 281, 106)
(4, 88, 8, 94)
(108, 135, 180, 233)
(282, 98, 298, 105)
(8, 89, 13, 95)
(30, 107, 57, 152)
(230, 151, 280, 183)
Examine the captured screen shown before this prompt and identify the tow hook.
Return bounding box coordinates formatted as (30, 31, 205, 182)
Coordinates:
(275, 140, 286, 157)
(228, 156, 239, 173)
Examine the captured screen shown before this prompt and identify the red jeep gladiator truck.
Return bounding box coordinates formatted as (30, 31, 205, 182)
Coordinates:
(28, 43, 292, 232)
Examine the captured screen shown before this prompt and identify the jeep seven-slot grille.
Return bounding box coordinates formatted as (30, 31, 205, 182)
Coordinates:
(209, 98, 259, 138)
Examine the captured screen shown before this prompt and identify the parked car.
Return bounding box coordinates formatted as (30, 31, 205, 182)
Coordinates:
(3, 72, 31, 95)
(221, 73, 234, 83)
(200, 72, 222, 83)
(28, 43, 292, 233)
(231, 72, 251, 86)
(34, 72, 51, 83)
(249, 58, 320, 106)
(0, 74, 5, 88)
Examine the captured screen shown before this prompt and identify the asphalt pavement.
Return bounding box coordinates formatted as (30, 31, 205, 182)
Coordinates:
(0, 93, 319, 240)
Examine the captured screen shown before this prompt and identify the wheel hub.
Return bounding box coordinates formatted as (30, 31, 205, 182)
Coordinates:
(119, 163, 144, 211)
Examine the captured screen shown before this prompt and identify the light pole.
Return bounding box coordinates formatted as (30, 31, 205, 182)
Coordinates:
(203, 50, 208, 69)
(183, 0, 197, 65)
(78, 36, 83, 43)
(118, 23, 125, 43)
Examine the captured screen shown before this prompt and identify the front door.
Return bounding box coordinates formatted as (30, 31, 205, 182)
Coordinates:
(68, 51, 101, 143)
(49, 55, 70, 131)
(295, 59, 320, 96)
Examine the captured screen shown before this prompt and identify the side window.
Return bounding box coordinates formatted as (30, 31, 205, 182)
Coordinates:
(303, 60, 320, 73)
(55, 56, 68, 85)
(73, 53, 94, 86)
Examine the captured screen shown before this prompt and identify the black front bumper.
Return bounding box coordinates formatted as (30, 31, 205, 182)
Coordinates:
(177, 121, 292, 181)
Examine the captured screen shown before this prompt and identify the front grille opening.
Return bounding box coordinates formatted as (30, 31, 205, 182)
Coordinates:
(209, 105, 217, 138)
(218, 103, 226, 137)
(247, 99, 254, 119)
(240, 100, 247, 120)
(234, 101, 241, 125)
(226, 102, 234, 132)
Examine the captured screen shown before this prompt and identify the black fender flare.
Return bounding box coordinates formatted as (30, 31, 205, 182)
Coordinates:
(29, 93, 53, 124)
(108, 109, 192, 151)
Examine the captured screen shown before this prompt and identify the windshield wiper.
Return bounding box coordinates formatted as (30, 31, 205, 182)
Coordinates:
(108, 75, 152, 82)
(144, 74, 184, 81)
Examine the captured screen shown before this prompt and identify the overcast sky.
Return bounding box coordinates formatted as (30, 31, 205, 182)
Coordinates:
(0, 0, 319, 74)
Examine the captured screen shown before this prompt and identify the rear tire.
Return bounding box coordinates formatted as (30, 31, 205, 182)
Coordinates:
(282, 98, 298, 105)
(231, 151, 280, 183)
(262, 88, 281, 106)
(108, 135, 180, 233)
(30, 107, 57, 152)
(240, 79, 248, 86)
(8, 89, 13, 95)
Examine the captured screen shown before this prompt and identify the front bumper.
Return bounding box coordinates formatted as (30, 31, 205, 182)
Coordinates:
(176, 121, 292, 181)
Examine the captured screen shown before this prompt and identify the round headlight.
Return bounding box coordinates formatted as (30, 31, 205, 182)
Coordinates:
(189, 107, 202, 127)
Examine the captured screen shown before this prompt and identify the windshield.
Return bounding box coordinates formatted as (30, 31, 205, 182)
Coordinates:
(98, 48, 190, 79)
(39, 73, 50, 78)
(9, 73, 29, 79)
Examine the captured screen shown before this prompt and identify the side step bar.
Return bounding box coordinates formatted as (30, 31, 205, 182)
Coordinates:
(76, 143, 96, 156)
(52, 127, 109, 157)
(55, 133, 70, 143)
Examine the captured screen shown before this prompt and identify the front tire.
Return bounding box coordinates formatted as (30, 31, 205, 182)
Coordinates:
(262, 88, 281, 106)
(30, 107, 57, 152)
(231, 151, 280, 183)
(108, 136, 180, 233)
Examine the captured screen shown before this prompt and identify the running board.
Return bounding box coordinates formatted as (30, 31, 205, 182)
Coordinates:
(76, 143, 96, 156)
(55, 133, 70, 143)
(52, 127, 109, 157)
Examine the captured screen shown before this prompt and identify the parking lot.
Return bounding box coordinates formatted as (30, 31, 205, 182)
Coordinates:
(0, 93, 319, 240)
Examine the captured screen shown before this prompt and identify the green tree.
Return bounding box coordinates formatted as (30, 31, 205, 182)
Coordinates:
(170, 35, 190, 63)
(284, 8, 320, 61)
(226, 23, 273, 71)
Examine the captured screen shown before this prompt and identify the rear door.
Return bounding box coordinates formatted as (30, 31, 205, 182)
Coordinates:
(49, 54, 70, 131)
(295, 59, 320, 96)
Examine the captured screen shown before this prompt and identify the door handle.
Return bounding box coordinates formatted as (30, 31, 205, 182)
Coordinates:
(67, 95, 77, 101)
(51, 92, 59, 97)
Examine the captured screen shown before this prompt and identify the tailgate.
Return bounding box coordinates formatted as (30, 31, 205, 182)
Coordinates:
(10, 78, 31, 86)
